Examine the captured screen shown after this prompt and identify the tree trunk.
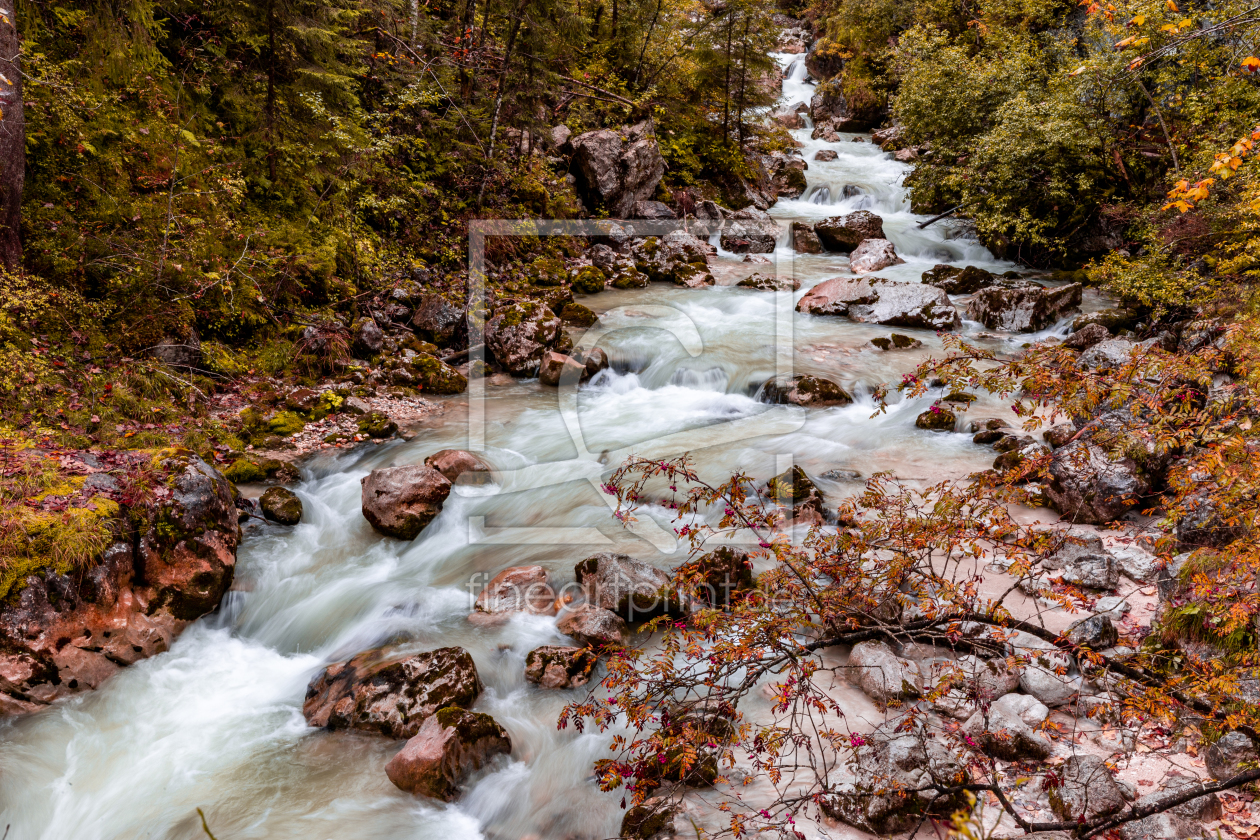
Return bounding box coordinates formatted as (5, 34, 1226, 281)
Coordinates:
(736, 16, 749, 151)
(266, 0, 277, 184)
(0, 4, 23, 271)
(721, 17, 732, 144)
(410, 0, 420, 47)
(476, 0, 530, 205)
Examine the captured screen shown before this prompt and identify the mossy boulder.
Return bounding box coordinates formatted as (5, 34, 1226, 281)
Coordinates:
(267, 411, 306, 437)
(611, 266, 649, 289)
(559, 302, 598, 326)
(408, 354, 468, 395)
(916, 405, 957, 431)
(571, 265, 607, 295)
(223, 457, 295, 484)
(738, 273, 799, 292)
(529, 256, 566, 287)
(761, 374, 852, 407)
(357, 411, 399, 439)
(259, 487, 302, 525)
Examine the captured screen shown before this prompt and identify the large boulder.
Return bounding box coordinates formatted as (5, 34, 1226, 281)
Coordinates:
(385, 707, 512, 800)
(965, 283, 1083, 332)
(408, 354, 468, 394)
(1045, 439, 1148, 524)
(821, 724, 967, 834)
(303, 646, 482, 739)
(797, 277, 961, 330)
(576, 552, 681, 621)
(1077, 337, 1139, 373)
(524, 645, 598, 689)
(423, 449, 491, 484)
(804, 39, 845, 80)
(962, 692, 1052, 760)
(630, 230, 713, 283)
(813, 211, 885, 252)
(361, 464, 453, 540)
(1019, 663, 1081, 708)
(0, 451, 240, 714)
(556, 604, 629, 648)
(568, 121, 665, 217)
(475, 565, 557, 615)
(848, 238, 904, 273)
(411, 294, 466, 347)
(1044, 529, 1118, 590)
(1048, 754, 1128, 821)
(760, 374, 853, 407)
(720, 207, 779, 254)
(485, 300, 563, 376)
(765, 152, 808, 199)
(846, 640, 921, 703)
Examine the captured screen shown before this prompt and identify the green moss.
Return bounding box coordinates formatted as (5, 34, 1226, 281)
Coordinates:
(357, 411, 398, 439)
(223, 459, 267, 483)
(571, 266, 607, 295)
(611, 268, 649, 289)
(559, 303, 598, 327)
(530, 256, 566, 287)
(267, 411, 306, 436)
(0, 499, 122, 602)
(409, 354, 468, 395)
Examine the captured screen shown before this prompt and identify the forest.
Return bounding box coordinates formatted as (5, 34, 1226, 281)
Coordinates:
(0, 0, 1259, 837)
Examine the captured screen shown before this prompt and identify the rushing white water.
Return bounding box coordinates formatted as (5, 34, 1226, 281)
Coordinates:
(0, 52, 1095, 840)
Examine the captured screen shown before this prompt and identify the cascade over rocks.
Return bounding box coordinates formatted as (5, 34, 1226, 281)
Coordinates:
(813, 211, 885, 252)
(384, 706, 512, 800)
(797, 276, 960, 330)
(360, 464, 452, 540)
(760, 374, 852, 407)
(821, 723, 967, 834)
(303, 646, 483, 739)
(568, 121, 665, 217)
(966, 283, 1083, 332)
(0, 452, 240, 715)
(485, 300, 563, 376)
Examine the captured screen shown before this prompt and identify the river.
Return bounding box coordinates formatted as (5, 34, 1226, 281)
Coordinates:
(0, 53, 1088, 840)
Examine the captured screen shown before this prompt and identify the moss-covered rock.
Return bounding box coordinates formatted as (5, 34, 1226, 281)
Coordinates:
(916, 405, 957, 431)
(559, 302, 598, 326)
(408, 354, 468, 395)
(571, 265, 607, 294)
(267, 411, 306, 437)
(223, 458, 267, 483)
(530, 256, 566, 286)
(357, 411, 398, 439)
(611, 266, 649, 289)
(260, 487, 303, 525)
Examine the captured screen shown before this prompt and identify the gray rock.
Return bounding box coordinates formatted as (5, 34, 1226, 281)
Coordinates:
(720, 206, 779, 253)
(1206, 731, 1259, 780)
(1118, 812, 1200, 840)
(1049, 754, 1127, 821)
(820, 724, 967, 834)
(1019, 664, 1081, 707)
(352, 317, 385, 357)
(1045, 438, 1148, 524)
(922, 265, 1000, 295)
(1078, 338, 1138, 373)
(575, 553, 681, 621)
(963, 692, 1052, 759)
(568, 121, 665, 217)
(1047, 529, 1118, 589)
(152, 329, 203, 369)
(846, 640, 921, 703)
(1064, 322, 1110, 350)
(848, 238, 904, 274)
(965, 283, 1082, 332)
(485, 300, 563, 376)
(1066, 614, 1119, 649)
(630, 200, 675, 220)
(797, 277, 960, 330)
(813, 211, 884, 252)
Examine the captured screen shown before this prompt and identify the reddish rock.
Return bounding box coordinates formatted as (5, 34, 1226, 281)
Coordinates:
(385, 707, 512, 800)
(813, 211, 885, 252)
(524, 645, 598, 689)
(361, 464, 452, 540)
(423, 449, 491, 484)
(475, 566, 557, 615)
(556, 604, 629, 648)
(0, 452, 239, 714)
(303, 646, 482, 739)
(538, 351, 585, 387)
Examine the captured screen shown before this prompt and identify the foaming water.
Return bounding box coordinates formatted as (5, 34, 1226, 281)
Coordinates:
(0, 41, 1069, 840)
